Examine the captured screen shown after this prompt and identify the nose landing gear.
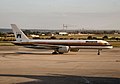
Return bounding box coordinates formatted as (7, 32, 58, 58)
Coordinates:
(98, 49, 102, 55)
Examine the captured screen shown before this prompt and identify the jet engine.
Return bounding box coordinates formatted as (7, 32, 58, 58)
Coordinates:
(58, 46, 69, 53)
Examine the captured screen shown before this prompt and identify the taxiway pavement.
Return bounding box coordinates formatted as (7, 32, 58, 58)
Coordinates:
(0, 46, 120, 84)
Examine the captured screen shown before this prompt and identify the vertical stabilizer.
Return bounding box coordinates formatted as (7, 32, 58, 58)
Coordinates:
(11, 24, 29, 42)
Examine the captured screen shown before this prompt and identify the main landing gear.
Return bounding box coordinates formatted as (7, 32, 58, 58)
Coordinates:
(52, 50, 64, 54)
(52, 51, 58, 54)
(98, 49, 102, 55)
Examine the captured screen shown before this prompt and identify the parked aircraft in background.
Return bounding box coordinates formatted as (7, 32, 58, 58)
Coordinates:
(11, 24, 113, 55)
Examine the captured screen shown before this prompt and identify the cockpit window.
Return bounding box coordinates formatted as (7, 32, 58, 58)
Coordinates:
(104, 43, 107, 45)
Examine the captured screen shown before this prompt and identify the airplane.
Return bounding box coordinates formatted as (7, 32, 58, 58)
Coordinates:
(11, 24, 113, 55)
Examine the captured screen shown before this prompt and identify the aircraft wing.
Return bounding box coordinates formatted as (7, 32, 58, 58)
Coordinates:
(24, 44, 62, 50)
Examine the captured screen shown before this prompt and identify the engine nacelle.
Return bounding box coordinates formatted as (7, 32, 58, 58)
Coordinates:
(58, 46, 69, 53)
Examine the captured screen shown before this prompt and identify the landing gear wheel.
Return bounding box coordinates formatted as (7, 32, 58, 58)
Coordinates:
(97, 49, 102, 55)
(52, 52, 58, 54)
(98, 51, 100, 55)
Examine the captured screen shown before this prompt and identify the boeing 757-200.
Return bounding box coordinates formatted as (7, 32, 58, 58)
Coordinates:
(11, 24, 113, 55)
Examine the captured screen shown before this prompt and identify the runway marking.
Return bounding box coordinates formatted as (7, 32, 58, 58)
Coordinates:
(81, 76, 91, 84)
(46, 73, 92, 84)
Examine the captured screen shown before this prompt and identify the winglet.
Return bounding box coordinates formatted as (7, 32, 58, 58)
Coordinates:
(11, 24, 29, 42)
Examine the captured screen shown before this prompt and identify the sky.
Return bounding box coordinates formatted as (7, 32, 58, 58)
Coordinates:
(0, 0, 120, 30)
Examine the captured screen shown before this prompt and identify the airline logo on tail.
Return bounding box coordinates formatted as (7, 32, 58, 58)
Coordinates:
(16, 34, 21, 38)
(11, 24, 29, 42)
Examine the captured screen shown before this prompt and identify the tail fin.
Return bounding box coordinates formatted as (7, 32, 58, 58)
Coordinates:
(11, 24, 29, 42)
